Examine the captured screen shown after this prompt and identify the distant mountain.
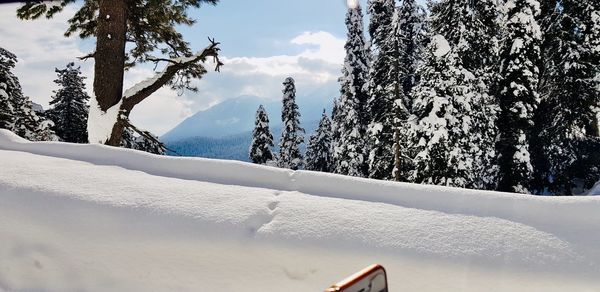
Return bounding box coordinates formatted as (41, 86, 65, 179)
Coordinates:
(165, 121, 319, 161)
(161, 95, 333, 142)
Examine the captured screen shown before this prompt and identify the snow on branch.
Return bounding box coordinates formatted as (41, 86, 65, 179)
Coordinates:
(121, 37, 223, 111)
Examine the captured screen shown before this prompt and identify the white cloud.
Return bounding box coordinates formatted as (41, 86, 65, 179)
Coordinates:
(189, 31, 344, 110)
(0, 4, 90, 107)
(123, 67, 195, 135)
(292, 31, 345, 63)
(1, 3, 345, 136)
(222, 31, 343, 81)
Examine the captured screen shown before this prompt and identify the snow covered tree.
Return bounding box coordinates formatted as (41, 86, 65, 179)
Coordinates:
(134, 130, 166, 155)
(46, 62, 90, 143)
(333, 3, 370, 177)
(495, 0, 542, 193)
(367, 0, 399, 180)
(278, 77, 304, 170)
(530, 0, 600, 195)
(408, 35, 494, 188)
(18, 0, 222, 146)
(12, 97, 45, 141)
(424, 0, 501, 188)
(392, 0, 427, 181)
(121, 126, 166, 155)
(306, 110, 333, 172)
(397, 0, 427, 99)
(249, 105, 275, 165)
(430, 0, 500, 72)
(0, 48, 16, 130)
(0, 47, 55, 141)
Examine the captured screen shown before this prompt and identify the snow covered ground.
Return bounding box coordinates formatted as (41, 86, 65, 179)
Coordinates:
(1, 129, 599, 291)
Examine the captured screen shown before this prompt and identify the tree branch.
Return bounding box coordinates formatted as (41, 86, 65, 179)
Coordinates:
(146, 56, 179, 64)
(78, 51, 95, 61)
(121, 38, 222, 111)
(121, 118, 168, 154)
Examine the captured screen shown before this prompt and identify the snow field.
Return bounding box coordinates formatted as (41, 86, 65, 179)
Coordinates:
(1, 130, 600, 291)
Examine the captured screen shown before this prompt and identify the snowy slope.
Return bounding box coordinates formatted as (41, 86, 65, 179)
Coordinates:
(1, 129, 599, 291)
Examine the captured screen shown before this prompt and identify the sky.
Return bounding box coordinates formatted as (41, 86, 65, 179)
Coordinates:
(0, 0, 407, 135)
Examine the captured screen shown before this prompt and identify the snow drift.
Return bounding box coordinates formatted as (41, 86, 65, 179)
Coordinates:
(0, 129, 599, 291)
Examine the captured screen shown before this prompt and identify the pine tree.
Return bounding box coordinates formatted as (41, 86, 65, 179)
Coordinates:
(0, 48, 16, 130)
(333, 3, 370, 177)
(306, 110, 333, 172)
(495, 0, 542, 193)
(134, 131, 166, 155)
(120, 126, 166, 155)
(278, 77, 304, 170)
(425, 0, 501, 189)
(13, 96, 46, 141)
(397, 0, 427, 99)
(531, 0, 600, 194)
(0, 47, 54, 141)
(430, 0, 501, 73)
(408, 35, 490, 187)
(367, 0, 399, 180)
(47, 62, 90, 143)
(249, 105, 275, 164)
(392, 0, 427, 181)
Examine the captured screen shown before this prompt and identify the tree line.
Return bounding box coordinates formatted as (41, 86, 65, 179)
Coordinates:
(250, 0, 600, 196)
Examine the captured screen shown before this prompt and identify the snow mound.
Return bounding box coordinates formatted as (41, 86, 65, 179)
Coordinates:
(87, 97, 122, 144)
(1, 129, 599, 291)
(432, 34, 451, 57)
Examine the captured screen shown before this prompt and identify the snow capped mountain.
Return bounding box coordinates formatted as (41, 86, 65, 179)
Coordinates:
(161, 95, 333, 142)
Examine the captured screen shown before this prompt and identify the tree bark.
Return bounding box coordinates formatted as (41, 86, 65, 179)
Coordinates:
(94, 0, 127, 146)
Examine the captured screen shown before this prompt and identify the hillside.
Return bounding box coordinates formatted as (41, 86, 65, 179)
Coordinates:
(1, 130, 599, 291)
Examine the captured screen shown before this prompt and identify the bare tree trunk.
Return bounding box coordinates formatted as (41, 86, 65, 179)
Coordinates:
(94, 0, 127, 146)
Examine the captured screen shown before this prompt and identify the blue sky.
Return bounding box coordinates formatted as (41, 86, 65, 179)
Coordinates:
(0, 0, 426, 135)
(186, 0, 354, 57)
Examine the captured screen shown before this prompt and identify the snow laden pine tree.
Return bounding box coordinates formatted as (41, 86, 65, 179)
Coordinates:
(306, 110, 333, 172)
(278, 77, 304, 170)
(0, 47, 55, 141)
(531, 0, 600, 194)
(47, 62, 90, 143)
(333, 3, 370, 177)
(430, 0, 501, 189)
(249, 105, 275, 165)
(367, 0, 399, 180)
(392, 0, 427, 181)
(396, 0, 427, 99)
(495, 0, 542, 193)
(430, 0, 502, 74)
(427, 0, 500, 188)
(408, 35, 486, 188)
(0, 48, 16, 130)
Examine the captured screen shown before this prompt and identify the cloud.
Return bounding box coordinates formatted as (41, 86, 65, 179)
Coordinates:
(123, 67, 196, 135)
(0, 3, 345, 136)
(185, 31, 345, 112)
(0, 4, 91, 106)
